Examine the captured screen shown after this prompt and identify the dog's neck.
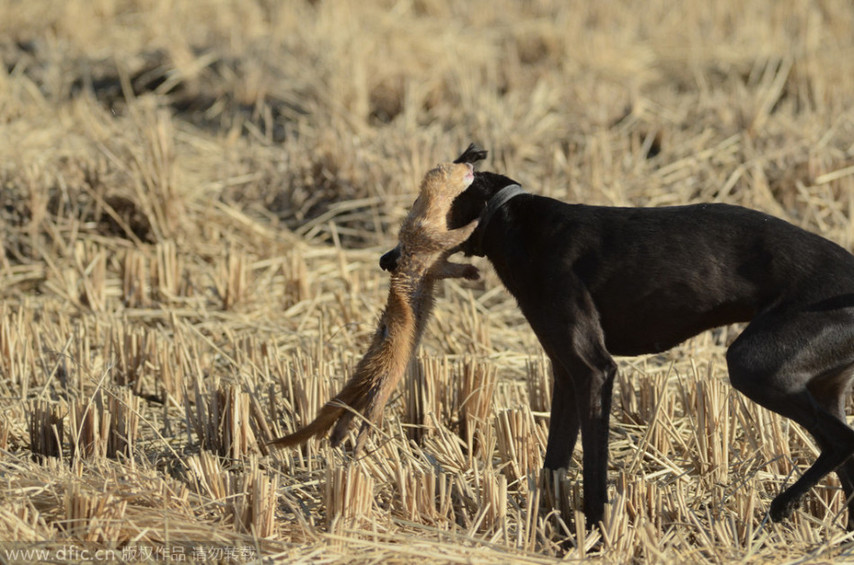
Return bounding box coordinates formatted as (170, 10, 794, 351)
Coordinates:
(468, 184, 525, 257)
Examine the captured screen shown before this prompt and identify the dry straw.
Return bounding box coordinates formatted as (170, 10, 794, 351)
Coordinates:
(2, 0, 854, 562)
(28, 400, 65, 461)
(325, 462, 374, 534)
(186, 378, 267, 459)
(62, 481, 128, 542)
(69, 398, 109, 460)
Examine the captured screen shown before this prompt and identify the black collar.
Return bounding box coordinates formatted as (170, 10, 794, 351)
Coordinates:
(469, 184, 525, 257)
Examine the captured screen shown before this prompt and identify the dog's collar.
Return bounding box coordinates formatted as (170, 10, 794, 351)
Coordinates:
(469, 183, 525, 257)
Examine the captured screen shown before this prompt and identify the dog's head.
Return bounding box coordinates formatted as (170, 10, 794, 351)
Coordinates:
(379, 144, 518, 271)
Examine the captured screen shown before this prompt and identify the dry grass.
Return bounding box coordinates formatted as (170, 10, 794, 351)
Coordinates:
(2, 0, 854, 562)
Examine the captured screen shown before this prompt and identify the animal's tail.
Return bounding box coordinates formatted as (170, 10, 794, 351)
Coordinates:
(267, 402, 345, 448)
(268, 365, 375, 449)
(269, 276, 414, 451)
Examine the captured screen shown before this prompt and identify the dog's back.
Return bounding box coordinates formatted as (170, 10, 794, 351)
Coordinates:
(482, 197, 854, 355)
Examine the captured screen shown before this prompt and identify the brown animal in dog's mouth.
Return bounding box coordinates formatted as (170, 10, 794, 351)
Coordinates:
(270, 160, 479, 454)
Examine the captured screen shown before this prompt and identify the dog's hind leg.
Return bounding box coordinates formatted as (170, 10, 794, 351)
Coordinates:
(807, 364, 854, 529)
(726, 306, 854, 527)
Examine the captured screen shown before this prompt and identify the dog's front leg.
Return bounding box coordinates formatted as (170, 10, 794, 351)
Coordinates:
(545, 338, 616, 529)
(523, 286, 617, 529)
(574, 346, 618, 528)
(543, 361, 580, 470)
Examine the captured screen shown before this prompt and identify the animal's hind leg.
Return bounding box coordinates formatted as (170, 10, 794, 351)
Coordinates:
(808, 365, 854, 529)
(726, 307, 854, 526)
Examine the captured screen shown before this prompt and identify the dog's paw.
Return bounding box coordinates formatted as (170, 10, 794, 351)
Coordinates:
(769, 493, 801, 523)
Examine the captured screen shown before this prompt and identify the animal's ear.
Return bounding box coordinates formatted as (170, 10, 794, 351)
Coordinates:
(379, 245, 401, 272)
(454, 143, 488, 165)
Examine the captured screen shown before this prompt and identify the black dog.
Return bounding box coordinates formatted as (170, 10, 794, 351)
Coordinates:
(381, 144, 854, 530)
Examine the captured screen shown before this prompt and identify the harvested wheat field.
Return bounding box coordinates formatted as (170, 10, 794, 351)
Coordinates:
(2, 0, 854, 563)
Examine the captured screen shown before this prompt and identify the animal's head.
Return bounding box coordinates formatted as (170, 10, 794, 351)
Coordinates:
(415, 161, 476, 210)
(392, 160, 476, 260)
(380, 144, 518, 271)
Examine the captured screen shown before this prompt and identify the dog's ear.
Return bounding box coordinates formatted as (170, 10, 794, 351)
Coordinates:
(454, 143, 488, 165)
(379, 245, 402, 272)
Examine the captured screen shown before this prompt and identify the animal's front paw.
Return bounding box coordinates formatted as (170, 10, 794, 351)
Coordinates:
(462, 265, 480, 280)
(769, 493, 801, 523)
